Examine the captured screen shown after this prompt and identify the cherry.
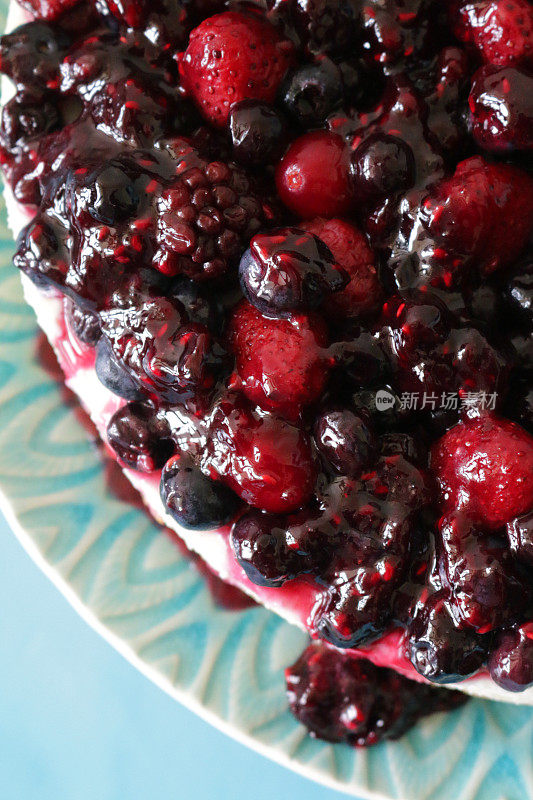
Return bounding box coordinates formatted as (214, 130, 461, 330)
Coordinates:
(275, 131, 352, 218)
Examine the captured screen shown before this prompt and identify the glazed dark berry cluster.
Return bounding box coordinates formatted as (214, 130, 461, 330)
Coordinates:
(2, 0, 533, 745)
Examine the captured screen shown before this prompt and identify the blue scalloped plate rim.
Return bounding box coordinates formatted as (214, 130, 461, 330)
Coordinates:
(0, 13, 532, 798)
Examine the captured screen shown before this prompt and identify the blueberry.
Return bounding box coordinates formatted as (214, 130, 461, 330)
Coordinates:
(228, 100, 287, 166)
(489, 624, 533, 692)
(160, 455, 240, 530)
(231, 511, 300, 587)
(95, 337, 145, 401)
(239, 227, 347, 317)
(282, 58, 343, 126)
(315, 409, 376, 477)
(107, 402, 174, 472)
(351, 131, 416, 204)
(87, 163, 140, 225)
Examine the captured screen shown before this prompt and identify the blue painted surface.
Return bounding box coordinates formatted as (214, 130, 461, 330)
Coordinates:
(0, 511, 349, 800)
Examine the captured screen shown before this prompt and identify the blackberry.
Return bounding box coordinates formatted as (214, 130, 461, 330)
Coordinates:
(154, 138, 274, 281)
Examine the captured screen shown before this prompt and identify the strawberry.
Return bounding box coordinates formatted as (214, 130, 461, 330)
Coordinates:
(179, 11, 293, 128)
(228, 299, 330, 419)
(452, 0, 533, 67)
(301, 218, 382, 319)
(431, 414, 533, 530)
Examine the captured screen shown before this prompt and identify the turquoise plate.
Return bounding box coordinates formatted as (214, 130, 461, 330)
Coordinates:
(1, 9, 533, 794)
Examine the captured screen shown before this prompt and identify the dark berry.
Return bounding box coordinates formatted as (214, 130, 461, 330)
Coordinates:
(282, 58, 343, 126)
(160, 454, 241, 530)
(231, 511, 301, 587)
(228, 100, 287, 166)
(350, 131, 416, 205)
(64, 299, 101, 346)
(314, 409, 377, 477)
(154, 138, 270, 280)
(106, 402, 174, 472)
(239, 227, 347, 316)
(408, 591, 489, 684)
(489, 624, 533, 692)
(95, 337, 146, 401)
(286, 643, 466, 746)
(169, 276, 223, 334)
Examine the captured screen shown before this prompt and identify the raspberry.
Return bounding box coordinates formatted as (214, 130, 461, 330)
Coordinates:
(276, 131, 352, 218)
(203, 394, 317, 513)
(154, 138, 271, 280)
(179, 11, 293, 128)
(228, 299, 330, 418)
(431, 414, 533, 530)
(452, 0, 533, 67)
(300, 218, 381, 319)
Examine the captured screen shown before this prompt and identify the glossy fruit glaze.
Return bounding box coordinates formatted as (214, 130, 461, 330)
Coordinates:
(2, 0, 533, 744)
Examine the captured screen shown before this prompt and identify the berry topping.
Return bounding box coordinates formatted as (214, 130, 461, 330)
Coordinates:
(179, 11, 293, 127)
(239, 227, 347, 316)
(106, 401, 175, 471)
(18, 0, 78, 21)
(431, 414, 533, 530)
(229, 300, 330, 417)
(275, 131, 352, 218)
(95, 337, 147, 401)
(204, 394, 317, 513)
(160, 453, 241, 529)
(286, 643, 465, 746)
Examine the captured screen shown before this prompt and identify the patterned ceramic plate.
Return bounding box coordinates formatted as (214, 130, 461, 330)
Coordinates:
(1, 9, 533, 797)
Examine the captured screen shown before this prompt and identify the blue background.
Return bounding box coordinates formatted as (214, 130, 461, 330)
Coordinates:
(0, 511, 352, 800)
